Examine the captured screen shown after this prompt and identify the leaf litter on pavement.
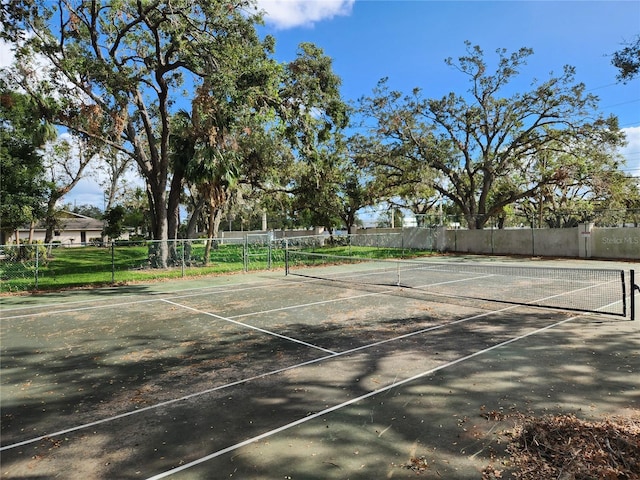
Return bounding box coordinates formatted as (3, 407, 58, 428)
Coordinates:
(482, 412, 639, 480)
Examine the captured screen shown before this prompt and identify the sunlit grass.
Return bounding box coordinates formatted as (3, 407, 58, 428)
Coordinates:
(1, 243, 431, 293)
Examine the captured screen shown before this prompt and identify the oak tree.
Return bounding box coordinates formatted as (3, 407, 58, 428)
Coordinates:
(0, 84, 55, 243)
(2, 0, 275, 266)
(612, 35, 640, 83)
(356, 43, 626, 229)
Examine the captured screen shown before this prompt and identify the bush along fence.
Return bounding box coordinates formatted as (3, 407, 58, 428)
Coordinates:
(0, 232, 404, 293)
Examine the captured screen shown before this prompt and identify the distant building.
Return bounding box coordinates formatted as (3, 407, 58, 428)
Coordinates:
(5, 211, 106, 246)
(402, 214, 417, 227)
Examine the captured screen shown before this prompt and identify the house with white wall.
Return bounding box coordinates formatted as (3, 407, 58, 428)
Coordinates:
(5, 211, 105, 246)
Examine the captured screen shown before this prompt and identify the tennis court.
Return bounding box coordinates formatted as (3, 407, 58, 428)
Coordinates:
(1, 255, 638, 479)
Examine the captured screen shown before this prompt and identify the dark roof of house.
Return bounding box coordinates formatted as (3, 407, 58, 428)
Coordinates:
(57, 217, 105, 230)
(18, 212, 105, 231)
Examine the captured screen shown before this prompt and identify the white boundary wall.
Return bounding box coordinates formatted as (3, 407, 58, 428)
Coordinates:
(591, 227, 640, 259)
(357, 225, 640, 260)
(216, 226, 639, 259)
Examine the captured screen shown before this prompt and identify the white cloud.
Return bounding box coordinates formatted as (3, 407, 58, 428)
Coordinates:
(60, 176, 106, 210)
(620, 126, 640, 178)
(61, 166, 146, 211)
(0, 38, 16, 68)
(257, 0, 355, 29)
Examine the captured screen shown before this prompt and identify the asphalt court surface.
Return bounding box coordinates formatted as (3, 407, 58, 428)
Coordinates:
(1, 258, 638, 479)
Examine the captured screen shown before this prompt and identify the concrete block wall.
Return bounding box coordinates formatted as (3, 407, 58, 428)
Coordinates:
(357, 226, 639, 260)
(592, 227, 640, 259)
(220, 225, 639, 260)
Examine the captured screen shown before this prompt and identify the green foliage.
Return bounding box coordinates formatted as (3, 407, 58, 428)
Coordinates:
(4, 1, 361, 242)
(3, 0, 277, 267)
(356, 42, 627, 229)
(612, 35, 640, 83)
(291, 135, 373, 231)
(62, 203, 103, 218)
(279, 42, 349, 154)
(275, 43, 360, 231)
(119, 188, 151, 237)
(102, 205, 127, 240)
(2, 241, 47, 262)
(0, 83, 54, 238)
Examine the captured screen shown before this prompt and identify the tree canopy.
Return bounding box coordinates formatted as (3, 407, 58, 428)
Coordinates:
(355, 43, 626, 229)
(0, 82, 55, 242)
(1, 0, 278, 265)
(1, 1, 358, 255)
(612, 35, 640, 83)
(1, 0, 633, 249)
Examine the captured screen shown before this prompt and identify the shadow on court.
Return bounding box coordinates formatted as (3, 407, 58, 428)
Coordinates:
(0, 284, 158, 315)
(1, 276, 638, 479)
(147, 316, 639, 480)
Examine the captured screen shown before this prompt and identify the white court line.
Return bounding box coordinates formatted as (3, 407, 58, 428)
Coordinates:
(0, 297, 161, 320)
(0, 300, 520, 453)
(144, 314, 580, 480)
(0, 278, 302, 320)
(0, 352, 332, 452)
(0, 277, 616, 453)
(0, 269, 394, 321)
(227, 274, 495, 319)
(153, 279, 292, 302)
(227, 290, 394, 318)
(160, 299, 338, 355)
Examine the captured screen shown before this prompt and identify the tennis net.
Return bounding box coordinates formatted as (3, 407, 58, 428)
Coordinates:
(285, 251, 629, 317)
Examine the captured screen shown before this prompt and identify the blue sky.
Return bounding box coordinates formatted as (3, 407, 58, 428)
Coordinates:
(259, 0, 640, 178)
(2, 0, 639, 210)
(253, 0, 640, 223)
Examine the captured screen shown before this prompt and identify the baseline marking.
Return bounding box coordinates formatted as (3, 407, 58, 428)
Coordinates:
(0, 281, 286, 320)
(0, 272, 392, 321)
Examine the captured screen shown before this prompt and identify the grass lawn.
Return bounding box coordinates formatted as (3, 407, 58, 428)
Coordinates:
(0, 242, 429, 293)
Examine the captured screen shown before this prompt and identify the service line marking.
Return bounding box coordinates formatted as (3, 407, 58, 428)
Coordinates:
(160, 299, 338, 355)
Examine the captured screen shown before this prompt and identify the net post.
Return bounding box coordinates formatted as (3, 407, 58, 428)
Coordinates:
(35, 244, 39, 290)
(285, 247, 289, 276)
(111, 241, 115, 284)
(622, 271, 627, 319)
(631, 269, 637, 321)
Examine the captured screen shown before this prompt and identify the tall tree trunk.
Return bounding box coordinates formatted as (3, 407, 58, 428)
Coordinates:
(203, 207, 216, 266)
(147, 183, 169, 268)
(166, 173, 184, 265)
(212, 208, 223, 239)
(43, 196, 60, 245)
(184, 196, 205, 264)
(186, 197, 205, 240)
(203, 207, 224, 265)
(167, 170, 184, 241)
(28, 221, 35, 242)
